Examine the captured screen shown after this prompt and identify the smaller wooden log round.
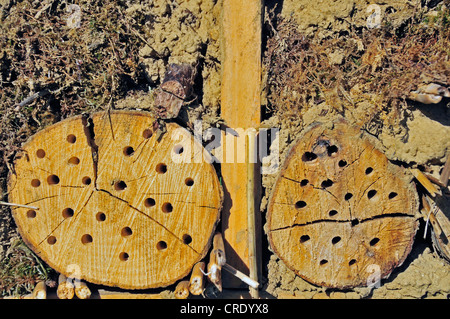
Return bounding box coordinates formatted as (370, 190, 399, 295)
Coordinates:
(8, 110, 222, 289)
(267, 120, 419, 289)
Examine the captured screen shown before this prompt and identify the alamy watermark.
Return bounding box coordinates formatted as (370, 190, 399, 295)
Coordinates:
(169, 120, 280, 175)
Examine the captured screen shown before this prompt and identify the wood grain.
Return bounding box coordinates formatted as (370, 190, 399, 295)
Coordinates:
(220, 0, 262, 289)
(267, 120, 419, 289)
(8, 110, 222, 289)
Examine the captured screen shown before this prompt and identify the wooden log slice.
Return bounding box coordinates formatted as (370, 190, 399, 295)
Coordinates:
(267, 120, 419, 289)
(8, 110, 222, 289)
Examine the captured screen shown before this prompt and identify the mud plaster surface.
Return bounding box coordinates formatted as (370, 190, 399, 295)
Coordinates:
(262, 0, 450, 299)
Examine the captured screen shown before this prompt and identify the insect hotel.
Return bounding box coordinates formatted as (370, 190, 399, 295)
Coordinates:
(1, 0, 449, 299)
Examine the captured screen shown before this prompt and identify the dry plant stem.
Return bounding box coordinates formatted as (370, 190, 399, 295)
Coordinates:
(422, 195, 443, 237)
(174, 280, 190, 299)
(222, 263, 259, 289)
(32, 281, 47, 299)
(247, 132, 259, 299)
(189, 262, 205, 296)
(0, 201, 39, 210)
(75, 281, 91, 299)
(57, 274, 74, 299)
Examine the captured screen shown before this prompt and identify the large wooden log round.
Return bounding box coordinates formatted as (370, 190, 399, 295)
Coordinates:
(267, 120, 419, 289)
(8, 110, 222, 289)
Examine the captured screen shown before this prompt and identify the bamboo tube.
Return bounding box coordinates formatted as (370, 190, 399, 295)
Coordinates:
(207, 250, 222, 291)
(32, 281, 47, 299)
(189, 262, 205, 296)
(174, 280, 190, 299)
(212, 232, 226, 266)
(75, 281, 91, 299)
(57, 274, 75, 299)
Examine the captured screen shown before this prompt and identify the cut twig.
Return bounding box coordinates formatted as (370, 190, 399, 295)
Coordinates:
(174, 280, 190, 299)
(222, 263, 259, 289)
(32, 281, 47, 299)
(0, 201, 39, 210)
(75, 281, 91, 299)
(189, 262, 205, 296)
(57, 274, 75, 299)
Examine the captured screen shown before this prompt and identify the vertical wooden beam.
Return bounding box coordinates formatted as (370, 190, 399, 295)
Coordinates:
(220, 0, 262, 290)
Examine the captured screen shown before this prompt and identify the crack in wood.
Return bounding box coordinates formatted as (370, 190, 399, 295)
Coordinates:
(269, 212, 415, 232)
(38, 191, 95, 246)
(98, 188, 200, 255)
(81, 113, 99, 189)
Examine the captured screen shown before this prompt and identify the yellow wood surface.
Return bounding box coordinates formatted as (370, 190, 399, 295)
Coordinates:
(220, 0, 262, 288)
(8, 110, 222, 289)
(267, 120, 419, 289)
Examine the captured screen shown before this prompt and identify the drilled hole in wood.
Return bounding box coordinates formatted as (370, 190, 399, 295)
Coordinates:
(389, 192, 398, 199)
(300, 179, 309, 186)
(156, 241, 167, 251)
(68, 157, 80, 165)
(162, 202, 173, 213)
(119, 252, 129, 261)
(302, 152, 317, 162)
(62, 208, 74, 219)
(143, 129, 153, 139)
(349, 259, 357, 266)
(332, 236, 341, 245)
(344, 193, 353, 201)
(365, 167, 373, 175)
(321, 179, 333, 188)
(369, 237, 380, 246)
(36, 149, 46, 158)
(156, 163, 167, 174)
(47, 236, 56, 245)
(31, 179, 41, 187)
(114, 180, 127, 191)
(182, 234, 192, 245)
(320, 259, 328, 266)
(185, 178, 194, 186)
(329, 210, 338, 217)
(173, 145, 184, 155)
(123, 146, 135, 156)
(96, 212, 106, 222)
(27, 210, 36, 218)
(327, 145, 338, 156)
(67, 134, 76, 144)
(47, 174, 60, 185)
(81, 234, 93, 245)
(121, 227, 133, 238)
(351, 219, 359, 226)
(144, 198, 156, 207)
(338, 160, 347, 167)
(82, 176, 91, 185)
(300, 235, 310, 243)
(295, 201, 307, 209)
(367, 189, 377, 199)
